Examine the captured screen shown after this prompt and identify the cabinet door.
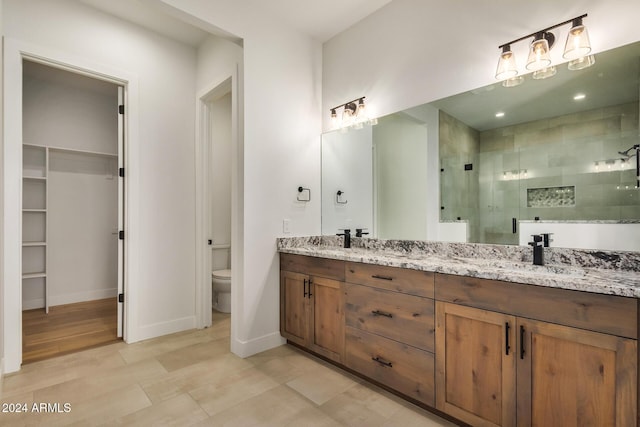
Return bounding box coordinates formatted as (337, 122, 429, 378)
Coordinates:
(517, 319, 637, 427)
(280, 270, 309, 346)
(309, 276, 344, 362)
(436, 302, 516, 427)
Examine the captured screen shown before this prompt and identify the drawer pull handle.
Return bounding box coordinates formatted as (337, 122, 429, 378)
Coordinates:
(505, 322, 510, 355)
(371, 274, 393, 281)
(371, 310, 393, 318)
(520, 325, 526, 360)
(372, 356, 393, 368)
(303, 279, 308, 298)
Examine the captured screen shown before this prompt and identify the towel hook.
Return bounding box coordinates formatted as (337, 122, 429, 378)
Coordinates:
(336, 190, 348, 204)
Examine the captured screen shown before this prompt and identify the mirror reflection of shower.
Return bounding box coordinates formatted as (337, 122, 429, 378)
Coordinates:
(618, 144, 639, 187)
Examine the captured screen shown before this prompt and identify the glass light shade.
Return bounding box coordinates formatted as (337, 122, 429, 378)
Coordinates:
(502, 76, 524, 87)
(355, 100, 366, 118)
(330, 109, 339, 129)
(526, 37, 552, 71)
(563, 23, 591, 60)
(495, 48, 518, 80)
(532, 66, 557, 80)
(568, 54, 595, 70)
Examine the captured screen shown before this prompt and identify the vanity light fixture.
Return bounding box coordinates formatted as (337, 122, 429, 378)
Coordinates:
(495, 14, 593, 86)
(330, 97, 377, 130)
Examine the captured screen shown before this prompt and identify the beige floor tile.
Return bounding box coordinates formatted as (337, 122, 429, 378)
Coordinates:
(382, 405, 459, 427)
(156, 336, 230, 372)
(16, 384, 151, 426)
(33, 357, 167, 405)
(141, 352, 253, 403)
(198, 384, 323, 427)
(190, 367, 281, 416)
(320, 383, 404, 427)
(113, 393, 209, 426)
(286, 363, 359, 406)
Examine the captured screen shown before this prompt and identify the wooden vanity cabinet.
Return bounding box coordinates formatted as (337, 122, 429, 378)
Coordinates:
(280, 254, 345, 362)
(344, 262, 436, 406)
(435, 273, 638, 427)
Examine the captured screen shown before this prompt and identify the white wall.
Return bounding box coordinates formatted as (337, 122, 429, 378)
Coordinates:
(210, 92, 232, 270)
(323, 0, 640, 131)
(163, 0, 323, 356)
(0, 0, 5, 382)
(321, 127, 373, 235)
(3, 0, 198, 371)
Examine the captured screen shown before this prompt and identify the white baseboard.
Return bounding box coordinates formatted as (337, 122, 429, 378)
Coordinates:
(22, 288, 117, 310)
(128, 316, 197, 344)
(231, 331, 286, 359)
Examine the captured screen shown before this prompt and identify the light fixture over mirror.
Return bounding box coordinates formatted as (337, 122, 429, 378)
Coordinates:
(330, 96, 377, 130)
(495, 14, 593, 87)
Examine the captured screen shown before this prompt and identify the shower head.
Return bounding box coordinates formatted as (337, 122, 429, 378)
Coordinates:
(618, 144, 639, 158)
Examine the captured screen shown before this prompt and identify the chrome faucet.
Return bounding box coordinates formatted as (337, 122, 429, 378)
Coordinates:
(528, 234, 544, 266)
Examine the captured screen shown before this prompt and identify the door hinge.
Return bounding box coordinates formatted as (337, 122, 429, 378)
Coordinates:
(118, 293, 124, 303)
(119, 168, 125, 177)
(119, 230, 124, 240)
(119, 105, 125, 114)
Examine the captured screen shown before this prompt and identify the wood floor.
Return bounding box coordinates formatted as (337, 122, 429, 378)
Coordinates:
(22, 298, 120, 364)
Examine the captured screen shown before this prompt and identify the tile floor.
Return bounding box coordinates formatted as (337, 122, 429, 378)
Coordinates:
(1, 312, 459, 426)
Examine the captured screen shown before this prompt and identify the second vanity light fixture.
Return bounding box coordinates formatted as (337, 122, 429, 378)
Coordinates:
(496, 14, 594, 87)
(330, 97, 378, 130)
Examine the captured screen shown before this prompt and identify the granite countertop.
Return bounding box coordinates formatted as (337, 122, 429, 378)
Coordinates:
(277, 236, 640, 298)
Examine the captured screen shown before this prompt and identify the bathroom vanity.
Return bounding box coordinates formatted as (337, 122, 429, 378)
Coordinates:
(279, 237, 639, 426)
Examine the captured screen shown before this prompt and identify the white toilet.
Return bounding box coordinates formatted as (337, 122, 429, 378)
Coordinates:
(212, 269, 232, 313)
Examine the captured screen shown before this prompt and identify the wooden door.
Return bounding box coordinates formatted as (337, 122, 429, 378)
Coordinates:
(517, 319, 637, 427)
(436, 302, 516, 427)
(280, 270, 309, 346)
(309, 276, 344, 361)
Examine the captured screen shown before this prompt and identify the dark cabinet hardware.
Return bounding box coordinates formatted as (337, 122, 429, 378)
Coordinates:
(303, 279, 308, 298)
(505, 322, 511, 355)
(520, 325, 526, 359)
(371, 274, 393, 281)
(512, 217, 517, 234)
(371, 310, 393, 318)
(371, 356, 393, 368)
(307, 280, 313, 298)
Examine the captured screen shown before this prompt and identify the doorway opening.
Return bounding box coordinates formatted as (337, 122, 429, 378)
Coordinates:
(197, 76, 236, 335)
(21, 60, 125, 363)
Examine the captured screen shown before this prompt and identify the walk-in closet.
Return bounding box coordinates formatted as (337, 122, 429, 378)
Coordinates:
(21, 60, 123, 363)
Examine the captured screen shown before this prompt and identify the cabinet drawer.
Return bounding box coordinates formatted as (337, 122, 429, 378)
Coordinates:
(346, 262, 434, 298)
(345, 283, 434, 352)
(280, 253, 345, 281)
(345, 326, 435, 406)
(435, 273, 638, 339)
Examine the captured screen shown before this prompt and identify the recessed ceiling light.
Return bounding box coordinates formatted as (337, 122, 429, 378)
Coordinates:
(573, 93, 586, 100)
(495, 112, 505, 118)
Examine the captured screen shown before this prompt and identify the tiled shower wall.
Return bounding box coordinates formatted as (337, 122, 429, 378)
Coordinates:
(440, 102, 640, 244)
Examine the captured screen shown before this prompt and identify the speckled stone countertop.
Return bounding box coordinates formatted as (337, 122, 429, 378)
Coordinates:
(277, 236, 640, 298)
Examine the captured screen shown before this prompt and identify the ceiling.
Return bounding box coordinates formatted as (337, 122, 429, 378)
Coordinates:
(431, 42, 640, 132)
(80, 0, 393, 45)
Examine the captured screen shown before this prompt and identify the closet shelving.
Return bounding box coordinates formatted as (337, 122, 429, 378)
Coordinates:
(22, 143, 117, 313)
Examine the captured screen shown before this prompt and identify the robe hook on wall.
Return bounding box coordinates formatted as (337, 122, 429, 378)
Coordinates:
(297, 186, 311, 202)
(336, 190, 348, 204)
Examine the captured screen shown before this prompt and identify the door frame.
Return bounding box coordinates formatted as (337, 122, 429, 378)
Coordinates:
(2, 38, 139, 373)
(194, 69, 241, 339)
